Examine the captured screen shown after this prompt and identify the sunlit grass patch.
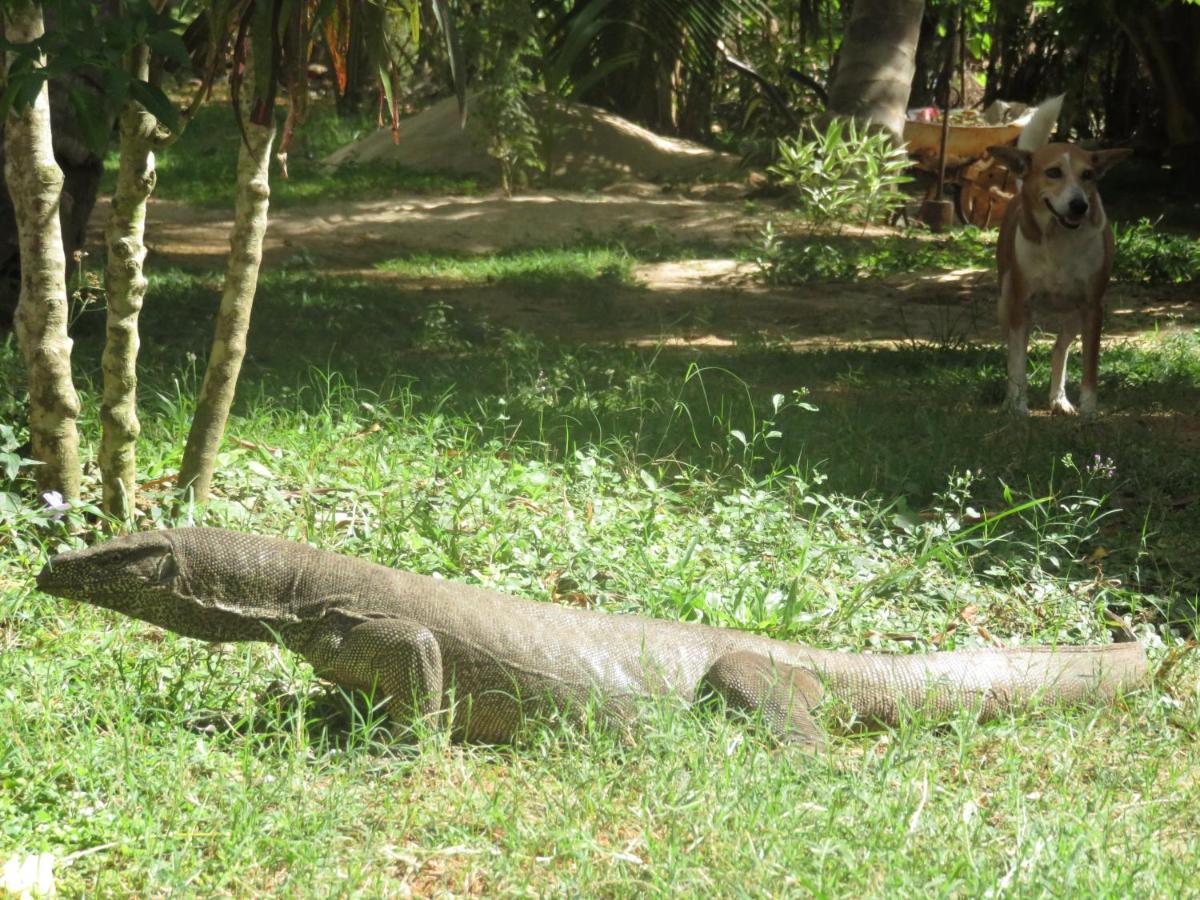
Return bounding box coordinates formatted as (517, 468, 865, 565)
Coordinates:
(376, 245, 635, 289)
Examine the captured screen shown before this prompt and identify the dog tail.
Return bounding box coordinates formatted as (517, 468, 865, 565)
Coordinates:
(1017, 95, 1064, 150)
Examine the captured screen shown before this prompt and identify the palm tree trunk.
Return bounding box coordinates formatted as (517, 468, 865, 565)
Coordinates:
(3, 0, 82, 502)
(825, 0, 925, 141)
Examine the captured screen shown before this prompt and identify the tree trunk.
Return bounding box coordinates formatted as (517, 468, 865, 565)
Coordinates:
(1111, 1, 1200, 170)
(100, 43, 160, 521)
(177, 48, 276, 504)
(3, 0, 82, 502)
(825, 0, 925, 141)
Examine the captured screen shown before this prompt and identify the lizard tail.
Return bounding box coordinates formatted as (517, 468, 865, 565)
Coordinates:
(815, 640, 1147, 727)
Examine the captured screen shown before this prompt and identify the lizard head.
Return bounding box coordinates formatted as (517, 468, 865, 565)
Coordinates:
(37, 529, 278, 642)
(38, 530, 176, 603)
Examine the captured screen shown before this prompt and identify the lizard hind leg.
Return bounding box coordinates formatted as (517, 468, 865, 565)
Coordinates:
(304, 615, 445, 737)
(699, 651, 826, 749)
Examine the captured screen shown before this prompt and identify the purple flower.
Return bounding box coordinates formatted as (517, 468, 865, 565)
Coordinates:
(41, 491, 70, 520)
(1088, 454, 1117, 480)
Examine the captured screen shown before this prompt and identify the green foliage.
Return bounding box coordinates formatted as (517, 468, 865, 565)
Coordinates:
(104, 102, 481, 209)
(0, 0, 185, 149)
(1113, 219, 1200, 284)
(756, 225, 994, 284)
(469, 1, 545, 195)
(757, 217, 1200, 287)
(769, 119, 913, 232)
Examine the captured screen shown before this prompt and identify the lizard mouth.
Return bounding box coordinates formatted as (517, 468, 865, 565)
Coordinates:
(1044, 198, 1083, 229)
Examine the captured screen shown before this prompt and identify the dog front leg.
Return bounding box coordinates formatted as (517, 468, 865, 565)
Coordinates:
(1080, 303, 1103, 417)
(1049, 311, 1082, 415)
(1001, 276, 1031, 416)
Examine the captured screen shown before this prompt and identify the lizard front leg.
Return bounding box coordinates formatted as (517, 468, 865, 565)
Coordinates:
(302, 613, 444, 734)
(700, 651, 826, 748)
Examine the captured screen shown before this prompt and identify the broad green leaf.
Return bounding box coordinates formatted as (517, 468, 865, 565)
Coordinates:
(129, 79, 179, 131)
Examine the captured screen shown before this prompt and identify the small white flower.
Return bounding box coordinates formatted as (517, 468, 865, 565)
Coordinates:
(41, 491, 70, 520)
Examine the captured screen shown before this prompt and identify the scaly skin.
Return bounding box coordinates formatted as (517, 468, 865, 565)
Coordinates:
(37, 528, 1148, 746)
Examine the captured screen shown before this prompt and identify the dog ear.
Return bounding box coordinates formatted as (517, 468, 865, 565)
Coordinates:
(1090, 148, 1133, 178)
(988, 146, 1032, 176)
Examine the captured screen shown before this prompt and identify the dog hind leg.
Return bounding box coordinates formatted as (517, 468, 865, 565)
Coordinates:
(1080, 305, 1102, 417)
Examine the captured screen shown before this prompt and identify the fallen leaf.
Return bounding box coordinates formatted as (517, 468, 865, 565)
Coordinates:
(975, 625, 1004, 647)
(556, 592, 593, 608)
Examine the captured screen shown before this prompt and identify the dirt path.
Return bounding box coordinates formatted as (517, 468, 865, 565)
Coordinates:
(123, 189, 1199, 348)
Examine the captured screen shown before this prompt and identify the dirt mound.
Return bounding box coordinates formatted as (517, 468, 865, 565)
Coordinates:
(324, 95, 746, 187)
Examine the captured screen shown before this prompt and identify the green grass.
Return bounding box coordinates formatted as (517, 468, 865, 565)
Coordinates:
(758, 219, 1200, 285)
(101, 102, 482, 209)
(376, 245, 636, 290)
(4, 194, 1200, 891)
(4, 259, 1200, 893)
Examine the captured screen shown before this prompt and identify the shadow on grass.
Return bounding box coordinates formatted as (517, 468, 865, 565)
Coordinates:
(55, 266, 1200, 605)
(102, 103, 484, 210)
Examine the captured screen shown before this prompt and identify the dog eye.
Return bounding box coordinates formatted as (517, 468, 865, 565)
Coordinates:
(1081, 169, 1095, 180)
(1046, 167, 1063, 178)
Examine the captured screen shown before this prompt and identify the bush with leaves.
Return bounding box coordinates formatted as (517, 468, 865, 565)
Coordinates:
(769, 118, 912, 232)
(1113, 219, 1200, 284)
(469, 2, 544, 195)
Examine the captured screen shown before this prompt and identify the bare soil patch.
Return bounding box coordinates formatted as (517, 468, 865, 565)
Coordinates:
(323, 94, 746, 187)
(110, 189, 1200, 348)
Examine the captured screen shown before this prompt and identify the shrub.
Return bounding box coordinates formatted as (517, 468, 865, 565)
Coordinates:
(768, 118, 912, 232)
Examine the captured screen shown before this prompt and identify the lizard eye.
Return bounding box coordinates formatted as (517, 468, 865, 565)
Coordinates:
(1045, 167, 1063, 179)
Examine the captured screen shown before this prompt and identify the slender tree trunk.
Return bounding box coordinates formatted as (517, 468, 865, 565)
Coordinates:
(177, 49, 275, 504)
(100, 43, 160, 521)
(825, 0, 925, 141)
(1111, 3, 1200, 160)
(3, 1, 82, 502)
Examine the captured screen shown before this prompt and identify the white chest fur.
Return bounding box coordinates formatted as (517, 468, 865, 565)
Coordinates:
(1013, 217, 1107, 312)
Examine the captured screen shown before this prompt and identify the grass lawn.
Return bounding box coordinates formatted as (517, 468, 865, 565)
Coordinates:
(3, 102, 1200, 895)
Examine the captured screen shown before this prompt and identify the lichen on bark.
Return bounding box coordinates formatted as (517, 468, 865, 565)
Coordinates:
(100, 43, 164, 521)
(4, 0, 82, 502)
(176, 41, 276, 503)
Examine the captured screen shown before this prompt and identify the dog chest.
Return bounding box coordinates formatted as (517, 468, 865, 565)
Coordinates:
(1013, 226, 1106, 311)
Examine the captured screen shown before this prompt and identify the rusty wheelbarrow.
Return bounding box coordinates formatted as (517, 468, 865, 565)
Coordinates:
(903, 102, 1038, 228)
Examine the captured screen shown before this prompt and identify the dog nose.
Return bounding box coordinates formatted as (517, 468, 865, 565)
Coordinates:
(1069, 197, 1089, 216)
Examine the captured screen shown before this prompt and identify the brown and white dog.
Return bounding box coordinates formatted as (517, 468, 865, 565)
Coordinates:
(987, 96, 1131, 417)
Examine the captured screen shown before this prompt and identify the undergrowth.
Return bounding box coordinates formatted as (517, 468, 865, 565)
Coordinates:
(3, 302, 1199, 893)
(756, 217, 1200, 285)
(101, 102, 482, 209)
